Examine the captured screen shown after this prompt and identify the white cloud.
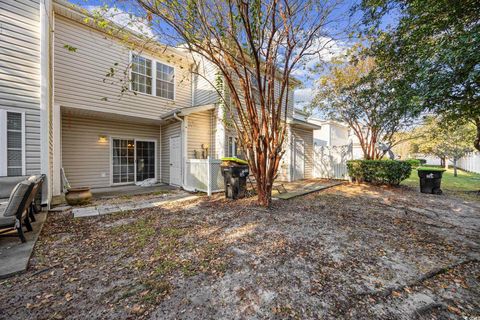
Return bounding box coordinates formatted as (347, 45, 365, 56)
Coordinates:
(85, 5, 156, 39)
(294, 87, 318, 111)
(292, 37, 349, 110)
(291, 37, 348, 79)
(294, 88, 314, 103)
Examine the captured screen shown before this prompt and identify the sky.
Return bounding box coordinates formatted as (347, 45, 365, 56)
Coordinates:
(69, 0, 397, 116)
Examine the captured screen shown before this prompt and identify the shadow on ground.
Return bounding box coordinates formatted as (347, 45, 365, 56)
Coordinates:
(0, 183, 478, 319)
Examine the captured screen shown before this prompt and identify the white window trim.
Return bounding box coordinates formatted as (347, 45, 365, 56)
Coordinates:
(129, 51, 176, 101)
(0, 110, 26, 176)
(109, 136, 158, 186)
(227, 135, 238, 158)
(130, 54, 153, 95)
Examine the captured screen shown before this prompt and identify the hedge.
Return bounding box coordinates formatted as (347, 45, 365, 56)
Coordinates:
(416, 158, 427, 165)
(402, 159, 421, 168)
(347, 160, 412, 185)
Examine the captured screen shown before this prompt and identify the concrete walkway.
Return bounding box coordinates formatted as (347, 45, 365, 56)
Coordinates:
(73, 194, 200, 218)
(0, 211, 47, 278)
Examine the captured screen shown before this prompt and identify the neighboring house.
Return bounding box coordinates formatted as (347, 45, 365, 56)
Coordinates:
(0, 0, 318, 206)
(308, 118, 364, 159)
(0, 0, 52, 202)
(285, 109, 321, 181)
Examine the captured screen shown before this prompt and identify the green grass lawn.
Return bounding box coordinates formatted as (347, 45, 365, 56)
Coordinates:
(402, 166, 480, 193)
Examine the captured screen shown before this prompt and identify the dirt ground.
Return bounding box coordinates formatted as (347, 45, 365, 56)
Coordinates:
(0, 183, 479, 319)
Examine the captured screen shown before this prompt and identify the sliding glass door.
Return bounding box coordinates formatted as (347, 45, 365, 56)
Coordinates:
(112, 139, 156, 184)
(136, 141, 155, 181)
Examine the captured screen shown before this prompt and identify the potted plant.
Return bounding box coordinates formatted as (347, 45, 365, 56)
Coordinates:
(417, 167, 446, 194)
(65, 187, 92, 205)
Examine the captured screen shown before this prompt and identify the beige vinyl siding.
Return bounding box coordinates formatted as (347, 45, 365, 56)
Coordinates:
(186, 111, 213, 159)
(62, 114, 160, 188)
(276, 127, 291, 182)
(0, 0, 41, 174)
(193, 57, 219, 107)
(53, 15, 192, 120)
(291, 126, 314, 179)
(160, 120, 181, 184)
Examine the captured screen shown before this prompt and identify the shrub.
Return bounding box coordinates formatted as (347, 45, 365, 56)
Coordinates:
(416, 158, 427, 165)
(403, 159, 421, 168)
(347, 160, 412, 185)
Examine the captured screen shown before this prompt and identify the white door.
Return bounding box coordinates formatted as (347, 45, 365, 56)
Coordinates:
(169, 136, 182, 186)
(294, 138, 305, 180)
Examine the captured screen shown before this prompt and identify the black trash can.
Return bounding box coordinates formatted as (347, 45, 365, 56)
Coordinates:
(418, 168, 446, 194)
(221, 164, 249, 199)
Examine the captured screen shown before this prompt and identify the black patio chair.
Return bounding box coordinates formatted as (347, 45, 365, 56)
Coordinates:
(0, 180, 35, 243)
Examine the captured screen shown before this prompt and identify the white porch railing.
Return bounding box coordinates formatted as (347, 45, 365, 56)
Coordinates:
(185, 158, 224, 195)
(313, 143, 353, 180)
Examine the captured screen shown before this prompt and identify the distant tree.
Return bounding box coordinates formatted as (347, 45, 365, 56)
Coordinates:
(411, 116, 476, 176)
(359, 0, 480, 152)
(311, 51, 412, 159)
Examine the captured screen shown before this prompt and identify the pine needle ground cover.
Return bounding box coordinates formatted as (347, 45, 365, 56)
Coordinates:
(1, 184, 478, 319)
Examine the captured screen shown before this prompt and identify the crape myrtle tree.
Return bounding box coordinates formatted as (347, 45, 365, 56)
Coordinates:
(105, 0, 343, 207)
(311, 49, 412, 160)
(411, 116, 476, 176)
(359, 0, 480, 152)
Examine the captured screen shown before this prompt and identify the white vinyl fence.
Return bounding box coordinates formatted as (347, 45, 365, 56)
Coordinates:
(313, 143, 353, 180)
(457, 152, 480, 174)
(185, 158, 224, 195)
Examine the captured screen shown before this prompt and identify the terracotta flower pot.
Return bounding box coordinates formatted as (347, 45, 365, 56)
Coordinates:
(65, 187, 92, 205)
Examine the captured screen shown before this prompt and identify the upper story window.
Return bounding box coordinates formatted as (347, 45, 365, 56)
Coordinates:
(130, 53, 175, 100)
(0, 110, 24, 176)
(156, 62, 174, 100)
(131, 55, 152, 94)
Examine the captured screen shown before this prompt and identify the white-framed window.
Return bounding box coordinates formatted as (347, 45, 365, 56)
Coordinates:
(130, 53, 175, 100)
(156, 62, 174, 100)
(227, 136, 238, 158)
(0, 110, 25, 176)
(131, 54, 152, 94)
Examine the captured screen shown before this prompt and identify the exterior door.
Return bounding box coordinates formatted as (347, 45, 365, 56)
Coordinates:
(136, 140, 155, 182)
(169, 136, 182, 186)
(112, 139, 135, 184)
(294, 138, 305, 180)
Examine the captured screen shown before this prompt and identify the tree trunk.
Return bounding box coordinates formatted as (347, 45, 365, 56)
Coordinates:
(444, 158, 448, 169)
(440, 157, 445, 167)
(453, 158, 458, 177)
(474, 117, 480, 152)
(256, 178, 273, 207)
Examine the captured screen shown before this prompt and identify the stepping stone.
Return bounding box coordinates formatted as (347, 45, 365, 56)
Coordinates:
(74, 195, 201, 218)
(119, 203, 136, 212)
(49, 205, 72, 212)
(73, 207, 99, 218)
(98, 205, 121, 215)
(133, 202, 155, 209)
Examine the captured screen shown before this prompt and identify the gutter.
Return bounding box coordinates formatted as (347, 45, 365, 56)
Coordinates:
(173, 112, 183, 123)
